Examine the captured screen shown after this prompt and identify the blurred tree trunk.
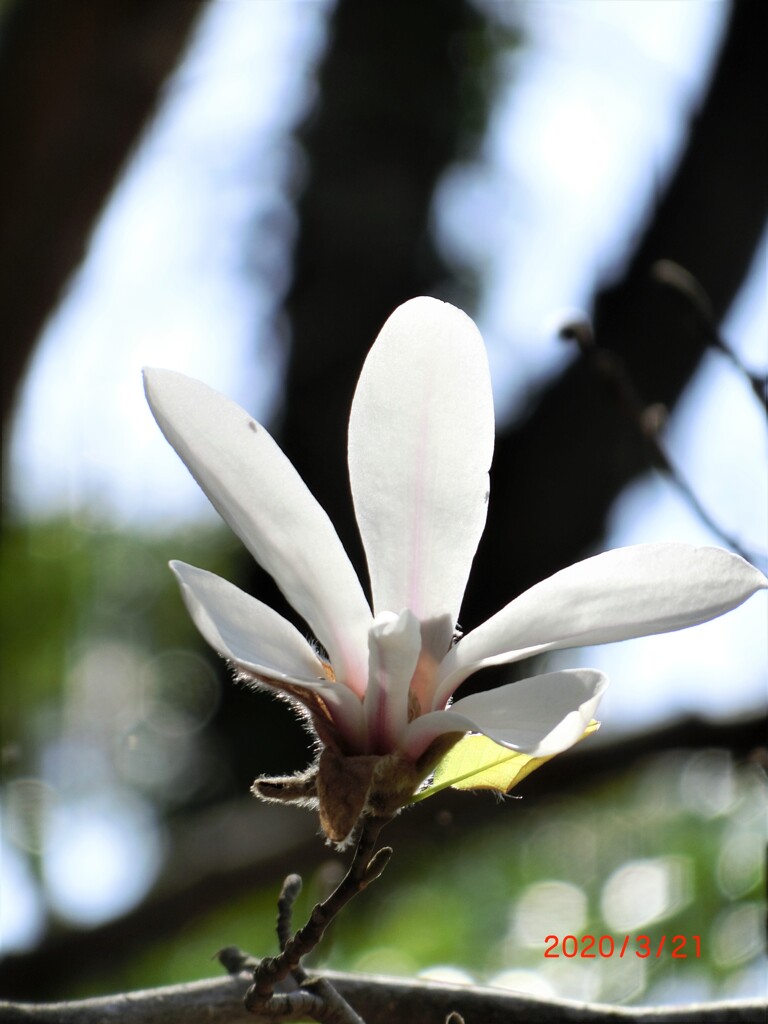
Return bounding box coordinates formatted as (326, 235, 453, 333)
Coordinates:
(0, 0, 206, 454)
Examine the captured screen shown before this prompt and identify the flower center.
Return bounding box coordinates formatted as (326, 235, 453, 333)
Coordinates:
(408, 649, 439, 715)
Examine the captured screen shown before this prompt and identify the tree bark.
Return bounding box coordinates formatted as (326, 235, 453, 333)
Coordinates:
(0, 0, 206, 440)
(0, 971, 763, 1024)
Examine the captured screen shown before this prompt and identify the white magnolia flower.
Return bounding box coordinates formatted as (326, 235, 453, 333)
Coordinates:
(144, 297, 766, 842)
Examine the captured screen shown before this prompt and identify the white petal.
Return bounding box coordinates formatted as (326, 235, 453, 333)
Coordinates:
(347, 298, 495, 657)
(403, 669, 607, 760)
(170, 562, 366, 745)
(144, 369, 372, 695)
(437, 544, 768, 700)
(365, 610, 422, 753)
(171, 561, 325, 681)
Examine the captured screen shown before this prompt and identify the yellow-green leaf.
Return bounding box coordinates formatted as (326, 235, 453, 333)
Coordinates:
(412, 720, 600, 802)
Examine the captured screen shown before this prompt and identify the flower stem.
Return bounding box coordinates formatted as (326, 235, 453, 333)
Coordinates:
(244, 815, 393, 1021)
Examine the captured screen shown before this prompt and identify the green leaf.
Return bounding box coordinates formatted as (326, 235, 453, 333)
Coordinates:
(412, 720, 600, 802)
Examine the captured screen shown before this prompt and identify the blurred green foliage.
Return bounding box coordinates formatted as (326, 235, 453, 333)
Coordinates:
(1, 516, 238, 779)
(2, 520, 765, 1007)
(74, 751, 764, 1007)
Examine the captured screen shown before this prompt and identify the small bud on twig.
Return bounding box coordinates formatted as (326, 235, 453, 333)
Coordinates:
(277, 873, 304, 952)
(652, 259, 767, 414)
(652, 259, 716, 323)
(638, 402, 668, 438)
(215, 945, 257, 975)
(558, 316, 594, 350)
(362, 846, 393, 885)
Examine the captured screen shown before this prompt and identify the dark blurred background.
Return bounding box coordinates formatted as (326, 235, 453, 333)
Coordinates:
(1, 0, 766, 1006)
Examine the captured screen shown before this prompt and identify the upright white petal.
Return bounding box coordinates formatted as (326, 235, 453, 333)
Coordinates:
(348, 297, 495, 658)
(403, 669, 607, 760)
(144, 369, 372, 695)
(171, 562, 366, 746)
(437, 544, 768, 700)
(365, 610, 422, 753)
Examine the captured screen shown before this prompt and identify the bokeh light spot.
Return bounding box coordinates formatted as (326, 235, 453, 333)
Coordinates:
(140, 649, 220, 737)
(511, 880, 588, 947)
(42, 788, 163, 925)
(600, 856, 692, 931)
(711, 902, 764, 967)
(6, 778, 56, 854)
(0, 835, 46, 952)
(716, 830, 763, 899)
(679, 750, 737, 818)
(489, 968, 555, 997)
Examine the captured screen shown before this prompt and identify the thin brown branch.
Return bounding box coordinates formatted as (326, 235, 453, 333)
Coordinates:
(652, 260, 768, 415)
(0, 971, 763, 1024)
(560, 315, 764, 568)
(221, 887, 366, 1023)
(220, 946, 364, 1024)
(254, 819, 390, 991)
(276, 874, 304, 954)
(244, 818, 392, 1021)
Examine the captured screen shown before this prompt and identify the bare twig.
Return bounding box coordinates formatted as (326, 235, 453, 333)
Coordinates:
(249, 817, 391, 1000)
(560, 316, 765, 569)
(273, 873, 363, 1023)
(221, 944, 366, 1023)
(0, 972, 763, 1024)
(237, 816, 392, 1021)
(652, 260, 768, 414)
(277, 874, 304, 953)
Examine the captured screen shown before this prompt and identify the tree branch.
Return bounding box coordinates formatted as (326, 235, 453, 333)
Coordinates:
(0, 971, 763, 1024)
(0, 0, 207, 434)
(250, 818, 391, 999)
(234, 817, 393, 1022)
